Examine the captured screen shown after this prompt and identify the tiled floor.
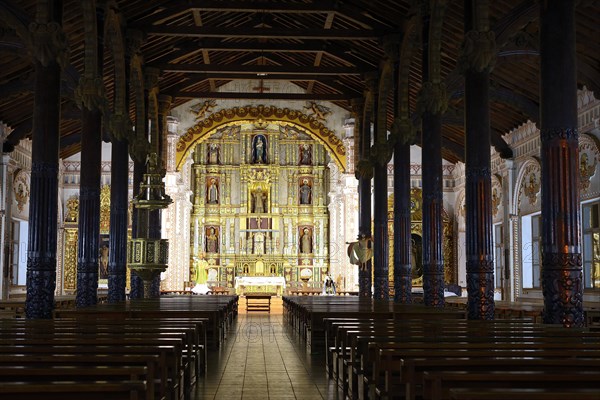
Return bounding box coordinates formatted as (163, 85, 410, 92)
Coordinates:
(193, 310, 344, 400)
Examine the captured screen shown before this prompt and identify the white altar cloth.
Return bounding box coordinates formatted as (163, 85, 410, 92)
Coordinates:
(234, 276, 286, 295)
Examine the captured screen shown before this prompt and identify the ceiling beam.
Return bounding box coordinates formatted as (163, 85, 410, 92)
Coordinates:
(155, 63, 364, 75)
(145, 26, 383, 40)
(173, 91, 351, 101)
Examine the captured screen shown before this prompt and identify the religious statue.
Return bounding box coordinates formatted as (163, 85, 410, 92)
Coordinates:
(253, 231, 265, 254)
(322, 274, 336, 295)
(300, 227, 312, 253)
(300, 144, 312, 165)
(207, 178, 219, 204)
(252, 135, 267, 164)
(299, 179, 312, 205)
(347, 234, 374, 271)
(193, 257, 209, 284)
(99, 244, 109, 278)
(208, 143, 220, 164)
(252, 189, 266, 213)
(206, 227, 218, 253)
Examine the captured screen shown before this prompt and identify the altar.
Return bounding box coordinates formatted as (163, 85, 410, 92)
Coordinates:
(234, 276, 286, 296)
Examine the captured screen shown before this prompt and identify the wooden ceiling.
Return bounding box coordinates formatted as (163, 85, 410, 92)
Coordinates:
(1, 0, 599, 163)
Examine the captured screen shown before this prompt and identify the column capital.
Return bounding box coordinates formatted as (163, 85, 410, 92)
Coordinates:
(417, 81, 448, 115)
(158, 94, 173, 116)
(458, 30, 496, 74)
(145, 67, 160, 92)
(74, 76, 106, 111)
(108, 113, 132, 142)
(28, 21, 69, 68)
(129, 137, 150, 164)
(126, 29, 145, 56)
(391, 117, 416, 145)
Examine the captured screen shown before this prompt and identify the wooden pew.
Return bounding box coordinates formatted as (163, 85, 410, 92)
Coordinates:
(449, 387, 600, 400)
(0, 380, 148, 400)
(422, 369, 600, 400)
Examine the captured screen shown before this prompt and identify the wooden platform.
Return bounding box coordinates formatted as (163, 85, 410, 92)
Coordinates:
(244, 293, 275, 313)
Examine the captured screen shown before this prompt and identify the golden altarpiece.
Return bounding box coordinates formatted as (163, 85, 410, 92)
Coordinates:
(386, 188, 455, 296)
(61, 185, 131, 293)
(190, 121, 331, 292)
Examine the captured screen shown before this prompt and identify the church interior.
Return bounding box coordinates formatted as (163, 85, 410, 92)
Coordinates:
(0, 0, 599, 399)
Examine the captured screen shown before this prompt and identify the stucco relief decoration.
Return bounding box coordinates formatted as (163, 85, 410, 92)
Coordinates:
(192, 99, 217, 120)
(579, 135, 599, 192)
(13, 170, 30, 212)
(303, 101, 331, 122)
(521, 164, 541, 207)
(491, 177, 502, 218)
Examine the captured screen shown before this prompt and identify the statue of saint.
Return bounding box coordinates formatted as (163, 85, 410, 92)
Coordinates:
(299, 179, 312, 205)
(253, 135, 267, 164)
(300, 227, 312, 253)
(252, 190, 266, 213)
(206, 227, 218, 253)
(300, 144, 311, 165)
(207, 178, 218, 204)
(253, 231, 265, 254)
(322, 274, 336, 295)
(99, 245, 109, 278)
(208, 143, 219, 164)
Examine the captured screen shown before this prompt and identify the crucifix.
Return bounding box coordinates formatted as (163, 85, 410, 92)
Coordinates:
(252, 76, 270, 94)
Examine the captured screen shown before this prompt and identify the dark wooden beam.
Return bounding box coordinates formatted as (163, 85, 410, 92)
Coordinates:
(173, 91, 351, 101)
(156, 63, 364, 75)
(145, 26, 383, 40)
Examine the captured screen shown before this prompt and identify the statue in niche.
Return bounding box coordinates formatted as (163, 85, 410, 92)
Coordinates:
(299, 179, 312, 205)
(252, 189, 266, 213)
(300, 144, 312, 165)
(206, 227, 219, 253)
(207, 178, 219, 204)
(99, 244, 109, 278)
(208, 143, 220, 164)
(300, 227, 313, 254)
(252, 134, 267, 164)
(253, 231, 265, 254)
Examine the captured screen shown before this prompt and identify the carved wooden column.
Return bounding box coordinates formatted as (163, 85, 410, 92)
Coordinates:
(461, 0, 496, 319)
(128, 158, 145, 300)
(419, 1, 446, 307)
(146, 69, 161, 298)
(25, 2, 68, 319)
(373, 40, 397, 300)
(540, 0, 583, 327)
(125, 30, 146, 300)
(356, 73, 377, 298)
(393, 120, 414, 303)
(106, 23, 132, 304)
(75, 1, 104, 308)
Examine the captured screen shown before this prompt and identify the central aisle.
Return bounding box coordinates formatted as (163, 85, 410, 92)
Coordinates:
(194, 298, 343, 400)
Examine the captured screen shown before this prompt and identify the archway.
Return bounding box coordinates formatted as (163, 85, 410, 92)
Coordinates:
(175, 105, 347, 172)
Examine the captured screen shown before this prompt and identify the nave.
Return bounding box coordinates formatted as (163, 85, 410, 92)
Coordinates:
(195, 300, 342, 400)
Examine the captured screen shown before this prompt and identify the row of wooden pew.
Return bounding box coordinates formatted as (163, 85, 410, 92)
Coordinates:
(283, 296, 600, 400)
(0, 295, 239, 400)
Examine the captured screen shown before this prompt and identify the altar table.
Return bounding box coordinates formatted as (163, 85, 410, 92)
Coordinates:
(234, 276, 286, 296)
